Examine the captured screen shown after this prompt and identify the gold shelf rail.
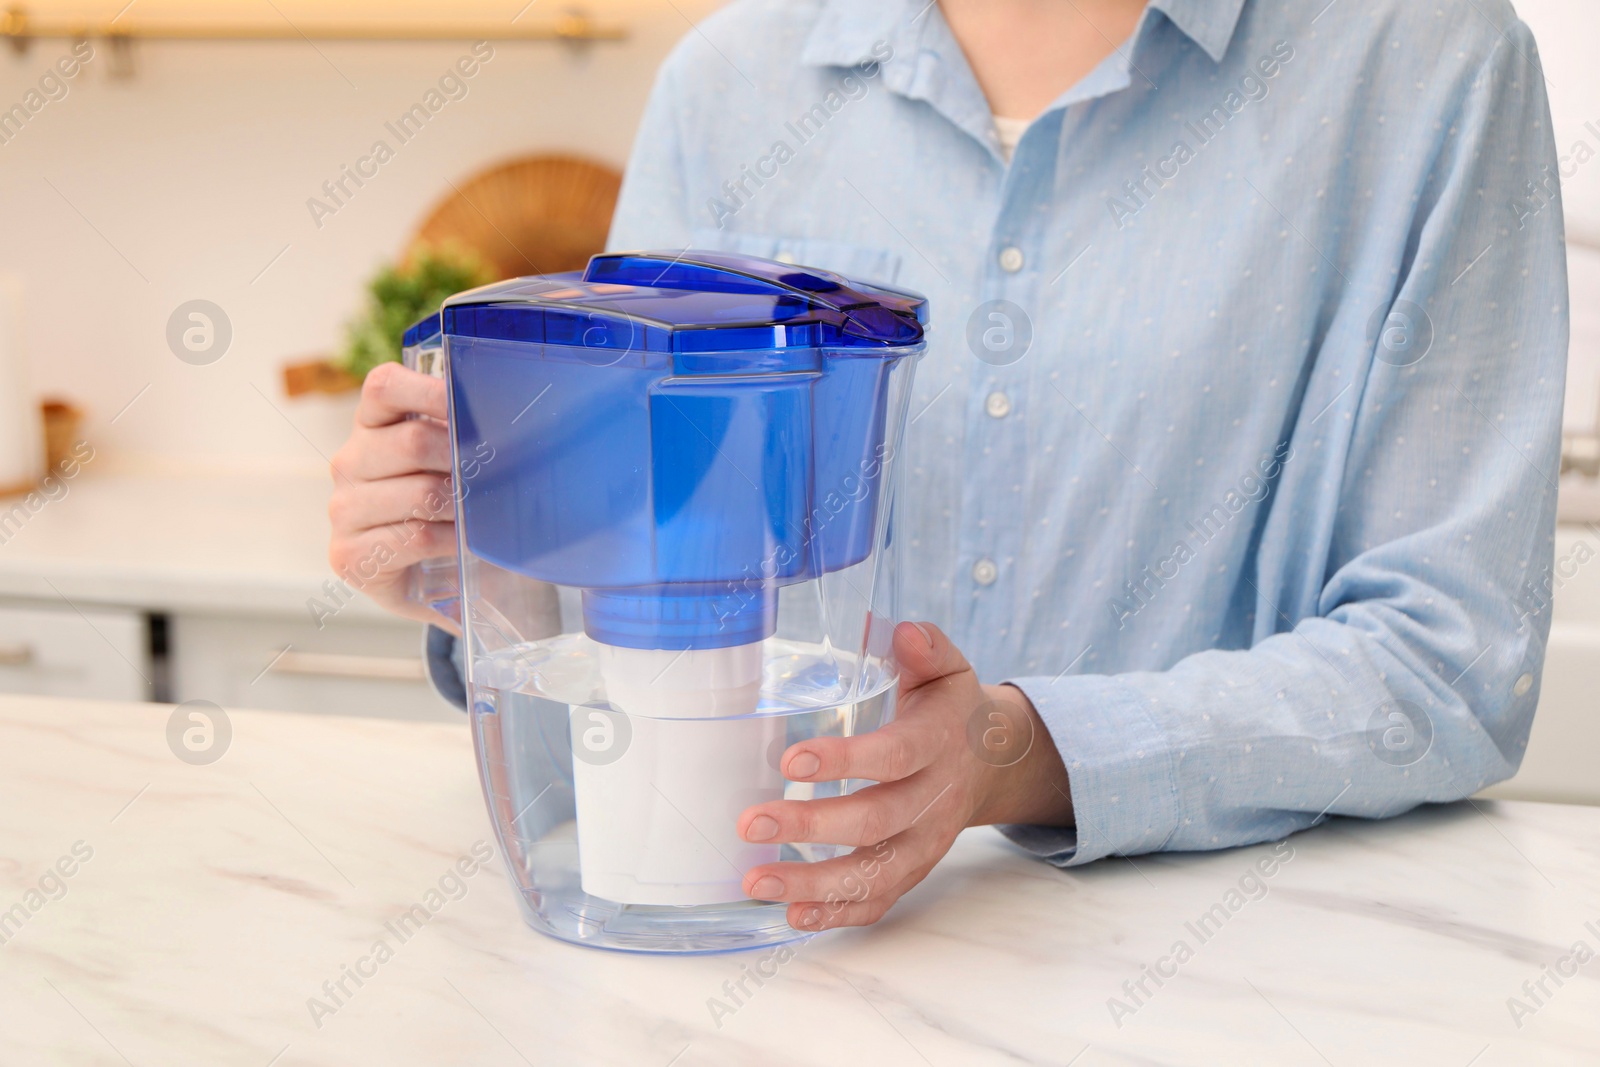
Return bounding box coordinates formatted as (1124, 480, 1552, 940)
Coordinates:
(0, 5, 627, 44)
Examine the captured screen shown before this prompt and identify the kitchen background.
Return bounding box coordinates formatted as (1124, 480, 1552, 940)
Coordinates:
(0, 0, 1596, 800)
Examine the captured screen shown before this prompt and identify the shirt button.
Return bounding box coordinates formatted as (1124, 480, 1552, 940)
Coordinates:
(985, 391, 1011, 419)
(1513, 673, 1534, 697)
(998, 246, 1025, 273)
(972, 558, 998, 586)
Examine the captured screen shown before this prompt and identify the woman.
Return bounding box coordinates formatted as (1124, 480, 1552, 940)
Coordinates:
(330, 0, 1569, 935)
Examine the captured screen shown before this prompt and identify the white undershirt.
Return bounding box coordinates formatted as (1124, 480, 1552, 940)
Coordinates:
(993, 115, 1033, 163)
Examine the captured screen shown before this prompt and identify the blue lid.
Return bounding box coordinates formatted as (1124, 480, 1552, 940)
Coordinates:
(438, 251, 926, 361)
(402, 312, 442, 350)
(441, 250, 927, 652)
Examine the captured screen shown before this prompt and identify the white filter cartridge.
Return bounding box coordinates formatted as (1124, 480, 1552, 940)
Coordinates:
(572, 642, 785, 906)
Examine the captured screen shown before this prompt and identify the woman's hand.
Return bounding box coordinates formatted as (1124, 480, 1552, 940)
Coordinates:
(327, 362, 459, 629)
(736, 621, 1074, 931)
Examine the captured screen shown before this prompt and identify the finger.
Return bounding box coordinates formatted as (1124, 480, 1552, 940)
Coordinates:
(779, 710, 947, 785)
(328, 519, 456, 579)
(329, 473, 453, 535)
(789, 867, 932, 931)
(784, 853, 943, 931)
(355, 362, 449, 427)
(335, 418, 453, 481)
(743, 834, 925, 908)
(893, 620, 973, 690)
(738, 776, 940, 847)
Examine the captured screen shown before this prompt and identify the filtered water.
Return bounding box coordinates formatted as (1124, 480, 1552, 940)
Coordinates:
(469, 637, 897, 953)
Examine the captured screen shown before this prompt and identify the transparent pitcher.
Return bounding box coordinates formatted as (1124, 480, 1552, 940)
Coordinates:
(424, 251, 924, 953)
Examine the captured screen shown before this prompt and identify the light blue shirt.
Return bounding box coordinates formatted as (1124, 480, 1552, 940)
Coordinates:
(602, 0, 1570, 865)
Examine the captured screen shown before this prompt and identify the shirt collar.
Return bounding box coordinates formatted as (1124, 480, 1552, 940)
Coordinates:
(1149, 0, 1248, 63)
(798, 0, 1247, 161)
(800, 0, 995, 150)
(800, 0, 1248, 72)
(799, 1, 914, 72)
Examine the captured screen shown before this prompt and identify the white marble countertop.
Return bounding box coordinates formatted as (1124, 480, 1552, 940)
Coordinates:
(0, 464, 392, 621)
(4, 695, 1599, 1066)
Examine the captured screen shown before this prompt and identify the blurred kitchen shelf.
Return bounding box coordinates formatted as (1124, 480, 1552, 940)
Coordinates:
(0, 7, 627, 42)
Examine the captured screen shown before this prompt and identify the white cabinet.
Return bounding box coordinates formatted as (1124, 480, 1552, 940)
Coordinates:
(170, 612, 456, 723)
(0, 469, 461, 723)
(0, 601, 149, 702)
(0, 599, 457, 722)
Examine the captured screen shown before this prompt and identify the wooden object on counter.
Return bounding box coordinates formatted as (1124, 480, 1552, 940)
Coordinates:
(40, 398, 82, 474)
(408, 154, 622, 281)
(282, 357, 362, 398)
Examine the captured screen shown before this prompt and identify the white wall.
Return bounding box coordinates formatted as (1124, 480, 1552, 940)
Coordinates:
(1516, 0, 1600, 244)
(1516, 0, 1600, 436)
(0, 0, 725, 471)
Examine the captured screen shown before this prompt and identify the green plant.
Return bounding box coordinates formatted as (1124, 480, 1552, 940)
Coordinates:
(337, 247, 493, 378)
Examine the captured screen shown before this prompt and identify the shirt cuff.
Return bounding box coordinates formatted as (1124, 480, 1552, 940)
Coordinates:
(997, 673, 1183, 867)
(423, 625, 468, 712)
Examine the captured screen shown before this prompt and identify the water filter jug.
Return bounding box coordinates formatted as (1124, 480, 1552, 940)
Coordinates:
(418, 250, 924, 953)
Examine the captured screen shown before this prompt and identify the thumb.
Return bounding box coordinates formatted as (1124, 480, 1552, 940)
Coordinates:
(893, 621, 972, 690)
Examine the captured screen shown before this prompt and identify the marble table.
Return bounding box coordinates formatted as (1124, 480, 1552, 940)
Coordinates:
(3, 694, 1598, 1067)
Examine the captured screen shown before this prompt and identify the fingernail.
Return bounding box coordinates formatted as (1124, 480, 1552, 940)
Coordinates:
(787, 752, 821, 779)
(799, 908, 822, 930)
(912, 622, 934, 650)
(749, 875, 784, 900)
(745, 815, 779, 841)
